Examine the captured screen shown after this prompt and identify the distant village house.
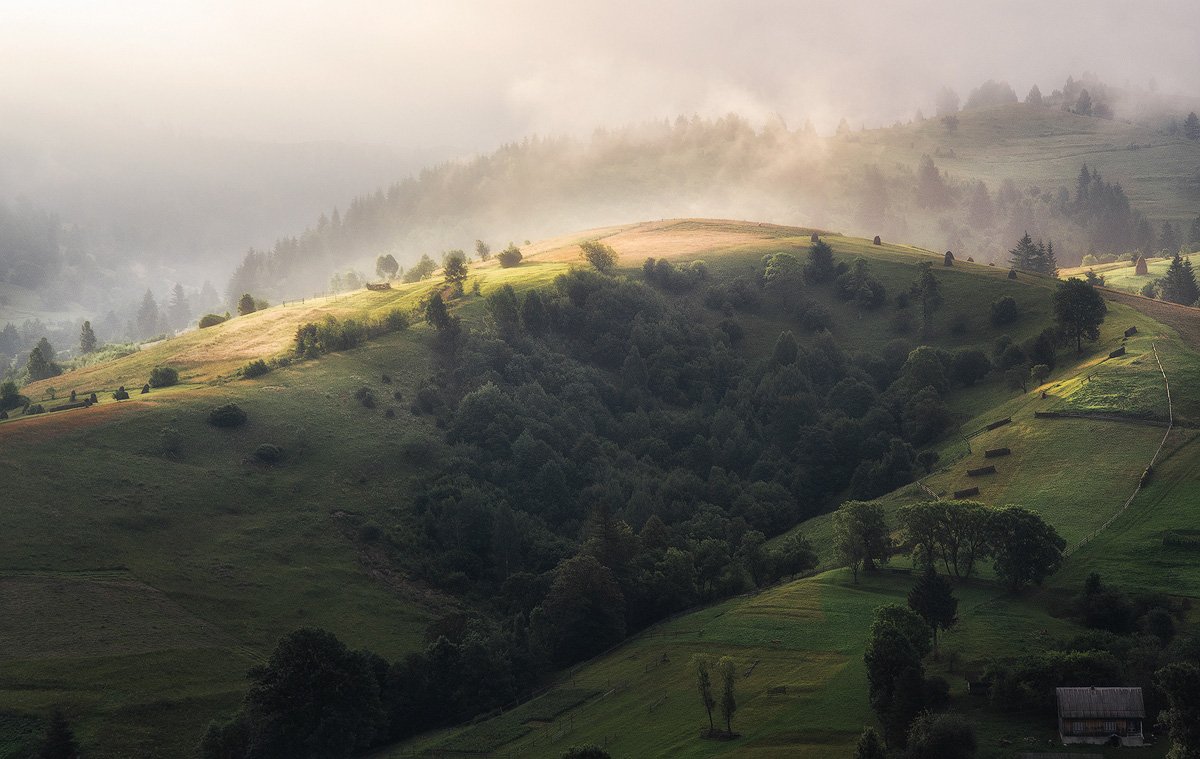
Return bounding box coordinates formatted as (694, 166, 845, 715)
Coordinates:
(1056, 687, 1144, 746)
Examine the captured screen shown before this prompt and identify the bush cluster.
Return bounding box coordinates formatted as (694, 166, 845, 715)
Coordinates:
(293, 310, 410, 359)
(148, 366, 179, 388)
(208, 403, 247, 428)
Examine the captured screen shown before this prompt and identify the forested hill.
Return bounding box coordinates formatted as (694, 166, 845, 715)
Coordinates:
(227, 95, 1200, 305)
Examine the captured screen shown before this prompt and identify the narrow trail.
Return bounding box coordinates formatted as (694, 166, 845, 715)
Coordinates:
(1065, 340, 1173, 557)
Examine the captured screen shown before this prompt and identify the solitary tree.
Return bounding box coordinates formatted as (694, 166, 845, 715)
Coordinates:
(497, 244, 524, 268)
(717, 656, 737, 735)
(579, 240, 619, 273)
(804, 239, 837, 283)
(907, 568, 958, 653)
(27, 338, 60, 381)
(442, 250, 469, 291)
(474, 240, 491, 261)
(988, 506, 1066, 591)
(237, 293, 257, 316)
(1053, 278, 1107, 352)
(375, 254, 399, 280)
(424, 292, 453, 331)
(1158, 254, 1199, 306)
(79, 320, 97, 354)
(694, 655, 716, 734)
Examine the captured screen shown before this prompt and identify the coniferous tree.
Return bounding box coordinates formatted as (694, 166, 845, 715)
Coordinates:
(1188, 215, 1200, 252)
(169, 283, 190, 330)
(1074, 89, 1093, 116)
(1184, 111, 1200, 141)
(1158, 254, 1199, 306)
(1025, 84, 1043, 106)
(1008, 232, 1040, 271)
(442, 250, 469, 291)
(1160, 221, 1181, 256)
(27, 338, 61, 381)
(79, 320, 97, 353)
(136, 289, 160, 337)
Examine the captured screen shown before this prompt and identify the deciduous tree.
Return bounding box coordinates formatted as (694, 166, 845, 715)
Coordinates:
(1053, 278, 1107, 352)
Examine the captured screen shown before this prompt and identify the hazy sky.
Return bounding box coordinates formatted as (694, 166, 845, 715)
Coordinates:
(3, 0, 1199, 152)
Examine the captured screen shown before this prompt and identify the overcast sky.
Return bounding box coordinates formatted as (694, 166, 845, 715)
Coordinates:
(2, 0, 1199, 152)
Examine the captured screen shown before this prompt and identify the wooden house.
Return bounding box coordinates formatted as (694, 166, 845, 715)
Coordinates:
(1056, 687, 1144, 746)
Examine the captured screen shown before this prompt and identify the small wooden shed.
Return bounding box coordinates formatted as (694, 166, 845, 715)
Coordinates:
(1056, 686, 1144, 746)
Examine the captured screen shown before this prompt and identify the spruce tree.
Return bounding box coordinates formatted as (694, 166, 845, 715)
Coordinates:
(79, 321, 97, 354)
(1189, 215, 1200, 252)
(1184, 111, 1200, 141)
(1159, 221, 1181, 256)
(169, 283, 190, 329)
(27, 338, 60, 381)
(1159, 254, 1199, 305)
(1008, 232, 1039, 270)
(136, 289, 160, 337)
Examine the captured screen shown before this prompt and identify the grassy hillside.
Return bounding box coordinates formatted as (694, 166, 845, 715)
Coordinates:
(387, 570, 1097, 759)
(3, 218, 1197, 757)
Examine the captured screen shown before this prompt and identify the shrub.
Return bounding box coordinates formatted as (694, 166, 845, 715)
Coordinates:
(148, 366, 179, 388)
(800, 305, 832, 332)
(242, 359, 270, 378)
(253, 443, 284, 464)
(199, 313, 227, 329)
(23, 403, 45, 415)
(579, 240, 619, 273)
(353, 386, 376, 409)
(113, 386, 130, 400)
(160, 426, 183, 458)
(383, 308, 410, 331)
(990, 296, 1018, 326)
(497, 244, 524, 268)
(208, 403, 248, 428)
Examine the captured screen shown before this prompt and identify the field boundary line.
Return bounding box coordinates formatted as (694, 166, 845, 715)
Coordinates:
(1066, 340, 1173, 557)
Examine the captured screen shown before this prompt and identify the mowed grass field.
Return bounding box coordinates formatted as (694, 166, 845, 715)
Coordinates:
(388, 569, 1127, 759)
(2, 218, 1198, 756)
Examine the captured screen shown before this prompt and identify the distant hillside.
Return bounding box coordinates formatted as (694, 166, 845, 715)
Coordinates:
(229, 102, 1200, 305)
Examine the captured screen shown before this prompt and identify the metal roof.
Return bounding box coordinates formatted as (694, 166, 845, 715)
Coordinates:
(1056, 687, 1145, 718)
